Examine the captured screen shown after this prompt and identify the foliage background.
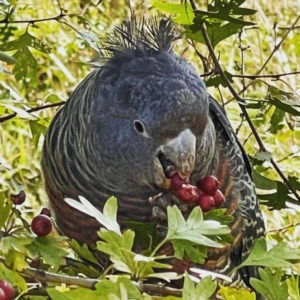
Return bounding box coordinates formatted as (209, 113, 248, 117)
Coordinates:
(1, 0, 300, 299)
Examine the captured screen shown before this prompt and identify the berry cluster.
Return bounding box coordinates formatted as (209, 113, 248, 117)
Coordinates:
(0, 280, 14, 300)
(31, 208, 53, 237)
(171, 174, 225, 212)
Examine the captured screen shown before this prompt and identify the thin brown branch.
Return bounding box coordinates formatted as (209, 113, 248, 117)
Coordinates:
(0, 257, 182, 297)
(198, 22, 300, 202)
(238, 14, 300, 96)
(278, 25, 300, 30)
(0, 14, 66, 24)
(231, 70, 300, 80)
(0, 102, 65, 123)
(0, 0, 65, 24)
(267, 222, 300, 233)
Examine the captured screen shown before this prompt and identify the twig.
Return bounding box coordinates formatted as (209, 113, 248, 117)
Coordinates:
(238, 14, 300, 96)
(0, 0, 65, 24)
(198, 22, 300, 202)
(0, 102, 65, 123)
(267, 222, 300, 233)
(0, 257, 182, 297)
(230, 70, 300, 80)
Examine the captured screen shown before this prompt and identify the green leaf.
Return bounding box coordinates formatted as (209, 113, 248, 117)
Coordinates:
(94, 278, 142, 299)
(267, 85, 300, 116)
(97, 229, 136, 274)
(258, 182, 292, 209)
(13, 47, 37, 80)
(68, 240, 99, 264)
(286, 276, 300, 300)
(182, 274, 217, 300)
(250, 268, 288, 300)
(0, 263, 27, 291)
(288, 176, 300, 191)
(166, 206, 230, 248)
(152, 1, 195, 25)
(218, 285, 256, 300)
(29, 120, 48, 147)
(173, 239, 207, 264)
(47, 288, 90, 300)
(203, 208, 234, 225)
(0, 50, 15, 64)
(252, 151, 272, 162)
(269, 108, 285, 133)
(252, 169, 277, 190)
(26, 236, 68, 266)
(0, 199, 12, 229)
(45, 93, 64, 103)
(65, 196, 121, 235)
(237, 237, 300, 269)
(205, 72, 234, 87)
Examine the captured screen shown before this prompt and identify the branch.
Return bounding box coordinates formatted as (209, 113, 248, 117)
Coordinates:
(230, 70, 300, 80)
(0, 14, 66, 25)
(0, 102, 65, 123)
(267, 222, 300, 233)
(0, 257, 182, 297)
(238, 14, 300, 96)
(198, 22, 300, 202)
(0, 0, 66, 25)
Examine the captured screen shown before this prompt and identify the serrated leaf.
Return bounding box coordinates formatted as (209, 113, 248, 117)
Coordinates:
(252, 169, 277, 190)
(94, 278, 141, 299)
(26, 236, 68, 266)
(0, 263, 27, 291)
(152, 1, 195, 25)
(236, 237, 300, 269)
(250, 268, 288, 300)
(269, 108, 285, 133)
(267, 85, 300, 116)
(29, 120, 48, 147)
(65, 196, 121, 235)
(192, 20, 244, 48)
(5, 249, 28, 271)
(258, 181, 291, 209)
(68, 240, 99, 264)
(182, 273, 217, 300)
(166, 206, 230, 248)
(13, 47, 37, 80)
(286, 276, 300, 300)
(217, 285, 256, 300)
(173, 239, 207, 264)
(252, 151, 272, 162)
(288, 176, 300, 191)
(97, 229, 135, 274)
(203, 208, 234, 225)
(0, 200, 12, 229)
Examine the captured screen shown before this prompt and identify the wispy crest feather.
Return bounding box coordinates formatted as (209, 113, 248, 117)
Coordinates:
(100, 16, 179, 61)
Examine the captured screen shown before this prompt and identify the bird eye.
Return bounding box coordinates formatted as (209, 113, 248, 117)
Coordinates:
(133, 120, 145, 134)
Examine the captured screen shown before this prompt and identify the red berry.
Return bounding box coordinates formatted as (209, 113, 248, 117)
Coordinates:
(40, 207, 52, 217)
(196, 176, 219, 196)
(198, 194, 215, 212)
(213, 189, 225, 207)
(30, 257, 41, 269)
(0, 280, 14, 300)
(0, 288, 5, 300)
(170, 173, 189, 191)
(31, 215, 52, 236)
(10, 190, 26, 205)
(175, 184, 199, 202)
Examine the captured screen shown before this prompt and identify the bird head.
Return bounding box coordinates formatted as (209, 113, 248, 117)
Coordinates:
(88, 18, 210, 197)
